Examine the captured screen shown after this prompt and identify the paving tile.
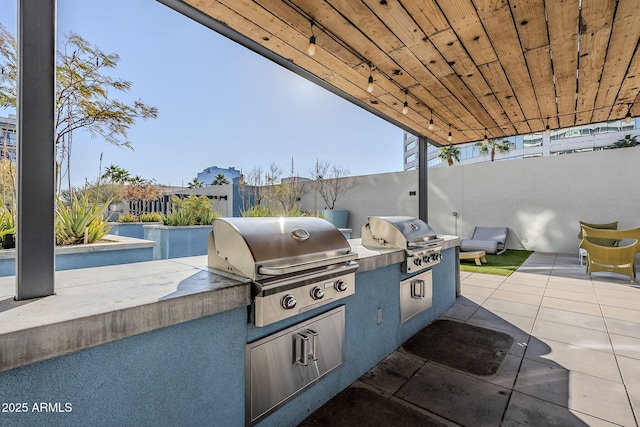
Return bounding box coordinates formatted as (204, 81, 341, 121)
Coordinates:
(601, 305, 640, 323)
(540, 296, 602, 316)
(461, 292, 489, 306)
(594, 285, 640, 300)
(460, 284, 495, 298)
(467, 307, 531, 336)
(524, 337, 622, 382)
(598, 295, 640, 311)
(536, 306, 607, 332)
(498, 282, 546, 296)
(360, 350, 425, 395)
(502, 391, 621, 427)
(544, 287, 599, 304)
(483, 309, 536, 334)
(490, 289, 544, 306)
(439, 303, 477, 322)
(453, 295, 482, 308)
(481, 297, 540, 319)
(545, 281, 596, 295)
(514, 359, 636, 426)
(531, 319, 613, 353)
(461, 277, 503, 289)
(503, 274, 548, 288)
(610, 333, 640, 360)
(605, 317, 640, 339)
(396, 362, 510, 427)
(617, 355, 640, 423)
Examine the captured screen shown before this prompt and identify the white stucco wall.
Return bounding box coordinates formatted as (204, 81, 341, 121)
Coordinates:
(300, 147, 640, 255)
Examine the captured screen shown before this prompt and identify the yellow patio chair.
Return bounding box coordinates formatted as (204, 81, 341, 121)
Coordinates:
(579, 225, 640, 282)
(577, 221, 618, 267)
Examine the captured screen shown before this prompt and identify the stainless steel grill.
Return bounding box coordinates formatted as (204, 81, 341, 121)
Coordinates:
(208, 217, 358, 327)
(362, 216, 443, 273)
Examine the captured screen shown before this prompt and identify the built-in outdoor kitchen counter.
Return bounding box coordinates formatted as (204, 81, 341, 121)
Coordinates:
(0, 225, 459, 427)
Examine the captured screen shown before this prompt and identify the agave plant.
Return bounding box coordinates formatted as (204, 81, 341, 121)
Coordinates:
(56, 195, 112, 245)
(163, 209, 195, 226)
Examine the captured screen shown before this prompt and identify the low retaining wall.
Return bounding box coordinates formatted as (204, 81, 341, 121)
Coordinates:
(0, 235, 155, 277)
(143, 225, 211, 260)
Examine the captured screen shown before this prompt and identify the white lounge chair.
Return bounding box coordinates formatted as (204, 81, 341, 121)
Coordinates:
(460, 227, 508, 255)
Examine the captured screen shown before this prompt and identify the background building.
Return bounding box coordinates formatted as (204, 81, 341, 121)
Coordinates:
(0, 114, 17, 162)
(196, 166, 241, 186)
(404, 117, 639, 169)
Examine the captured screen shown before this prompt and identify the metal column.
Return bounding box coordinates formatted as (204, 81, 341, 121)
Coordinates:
(15, 0, 57, 299)
(417, 135, 428, 223)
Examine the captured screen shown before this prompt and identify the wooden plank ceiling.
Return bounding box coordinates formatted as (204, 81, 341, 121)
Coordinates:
(176, 0, 639, 146)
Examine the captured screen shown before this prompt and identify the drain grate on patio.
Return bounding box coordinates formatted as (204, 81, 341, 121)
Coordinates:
(402, 320, 514, 376)
(298, 386, 449, 427)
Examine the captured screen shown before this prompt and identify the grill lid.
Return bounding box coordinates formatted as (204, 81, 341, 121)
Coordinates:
(362, 216, 440, 249)
(208, 217, 356, 280)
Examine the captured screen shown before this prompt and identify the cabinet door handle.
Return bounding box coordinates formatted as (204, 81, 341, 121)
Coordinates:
(295, 333, 309, 366)
(411, 279, 425, 298)
(306, 329, 318, 361)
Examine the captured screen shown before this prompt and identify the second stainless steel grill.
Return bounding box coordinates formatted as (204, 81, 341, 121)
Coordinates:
(361, 216, 443, 273)
(208, 217, 358, 327)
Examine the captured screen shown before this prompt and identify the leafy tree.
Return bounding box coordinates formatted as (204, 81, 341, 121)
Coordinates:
(612, 134, 640, 149)
(437, 145, 461, 166)
(187, 178, 204, 189)
(474, 138, 514, 161)
(122, 178, 164, 216)
(0, 159, 15, 209)
(211, 173, 230, 185)
(0, 23, 158, 191)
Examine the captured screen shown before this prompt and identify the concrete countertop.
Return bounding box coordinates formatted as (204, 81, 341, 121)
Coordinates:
(0, 235, 459, 373)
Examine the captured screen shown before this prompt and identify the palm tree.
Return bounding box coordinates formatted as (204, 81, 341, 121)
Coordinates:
(211, 173, 230, 185)
(102, 164, 130, 184)
(438, 145, 461, 166)
(474, 138, 514, 161)
(187, 178, 204, 189)
(612, 134, 640, 148)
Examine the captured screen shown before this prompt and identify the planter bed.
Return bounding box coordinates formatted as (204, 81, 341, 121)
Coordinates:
(0, 235, 155, 277)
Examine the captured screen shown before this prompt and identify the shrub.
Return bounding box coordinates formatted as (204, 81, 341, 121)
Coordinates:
(240, 204, 309, 217)
(117, 213, 138, 223)
(140, 212, 163, 222)
(0, 207, 16, 249)
(167, 195, 219, 225)
(56, 195, 112, 245)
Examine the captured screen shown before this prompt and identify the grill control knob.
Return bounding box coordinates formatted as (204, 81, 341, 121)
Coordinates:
(414, 258, 422, 266)
(334, 279, 348, 292)
(310, 286, 325, 300)
(281, 294, 297, 310)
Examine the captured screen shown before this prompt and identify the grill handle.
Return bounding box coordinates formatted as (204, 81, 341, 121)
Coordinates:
(258, 254, 358, 276)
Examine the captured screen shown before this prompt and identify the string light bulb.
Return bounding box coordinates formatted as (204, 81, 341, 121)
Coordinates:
(483, 129, 488, 143)
(428, 109, 434, 131)
(307, 21, 316, 57)
(625, 104, 632, 123)
(402, 91, 409, 115)
(367, 66, 374, 93)
(447, 124, 453, 142)
(545, 118, 551, 135)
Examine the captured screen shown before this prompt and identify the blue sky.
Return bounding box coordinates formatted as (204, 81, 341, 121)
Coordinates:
(1, 0, 404, 187)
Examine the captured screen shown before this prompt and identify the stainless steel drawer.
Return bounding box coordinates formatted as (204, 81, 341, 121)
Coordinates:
(245, 306, 345, 425)
(400, 270, 433, 323)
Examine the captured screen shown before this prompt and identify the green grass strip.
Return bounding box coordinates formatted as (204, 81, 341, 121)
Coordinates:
(459, 249, 533, 276)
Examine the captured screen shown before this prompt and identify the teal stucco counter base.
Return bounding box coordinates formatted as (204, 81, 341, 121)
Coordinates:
(0, 237, 459, 427)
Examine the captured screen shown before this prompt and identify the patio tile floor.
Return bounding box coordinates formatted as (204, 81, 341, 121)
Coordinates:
(301, 253, 640, 426)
